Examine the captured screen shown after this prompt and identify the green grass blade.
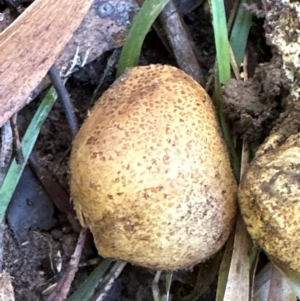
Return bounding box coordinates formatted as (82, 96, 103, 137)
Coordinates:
(0, 87, 57, 223)
(116, 0, 170, 77)
(67, 259, 114, 301)
(218, 107, 240, 179)
(213, 72, 240, 179)
(230, 0, 252, 67)
(211, 0, 231, 83)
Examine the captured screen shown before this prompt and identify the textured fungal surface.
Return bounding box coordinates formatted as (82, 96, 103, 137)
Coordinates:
(70, 64, 237, 270)
(264, 0, 300, 100)
(239, 133, 300, 273)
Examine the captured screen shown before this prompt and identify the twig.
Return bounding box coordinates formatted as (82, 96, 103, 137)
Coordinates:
(90, 49, 121, 105)
(0, 222, 5, 272)
(0, 121, 13, 185)
(243, 50, 249, 80)
(48, 66, 79, 138)
(10, 113, 24, 165)
(159, 0, 205, 85)
(46, 227, 87, 301)
(229, 44, 240, 81)
(0, 121, 13, 272)
(136, 0, 209, 75)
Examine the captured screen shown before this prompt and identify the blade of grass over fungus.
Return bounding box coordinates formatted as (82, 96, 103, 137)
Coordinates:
(0, 87, 57, 223)
(211, 0, 231, 83)
(213, 74, 240, 179)
(116, 0, 170, 77)
(230, 0, 252, 68)
(67, 259, 114, 301)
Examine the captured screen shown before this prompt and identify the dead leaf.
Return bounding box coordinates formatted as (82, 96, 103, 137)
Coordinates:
(0, 271, 14, 301)
(0, 0, 93, 127)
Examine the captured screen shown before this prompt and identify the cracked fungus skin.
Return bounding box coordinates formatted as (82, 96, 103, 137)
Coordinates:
(239, 133, 300, 273)
(70, 64, 237, 270)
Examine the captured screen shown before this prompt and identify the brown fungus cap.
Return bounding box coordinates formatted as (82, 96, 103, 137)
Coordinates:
(70, 64, 237, 270)
(239, 132, 300, 273)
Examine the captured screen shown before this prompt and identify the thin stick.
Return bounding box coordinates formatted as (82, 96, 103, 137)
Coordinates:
(229, 44, 240, 81)
(10, 113, 24, 164)
(46, 227, 87, 301)
(90, 49, 120, 105)
(0, 222, 5, 272)
(0, 121, 13, 272)
(0, 121, 13, 185)
(159, 0, 205, 85)
(48, 66, 79, 138)
(243, 50, 249, 80)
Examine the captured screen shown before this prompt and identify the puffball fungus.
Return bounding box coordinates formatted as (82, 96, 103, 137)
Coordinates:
(70, 64, 237, 270)
(239, 132, 300, 273)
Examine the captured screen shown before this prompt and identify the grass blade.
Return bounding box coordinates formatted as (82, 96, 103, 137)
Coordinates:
(67, 259, 114, 301)
(0, 87, 57, 223)
(116, 0, 170, 77)
(211, 0, 231, 83)
(230, 0, 252, 68)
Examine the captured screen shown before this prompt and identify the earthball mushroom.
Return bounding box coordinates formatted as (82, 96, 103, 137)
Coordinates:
(239, 132, 300, 273)
(70, 64, 237, 270)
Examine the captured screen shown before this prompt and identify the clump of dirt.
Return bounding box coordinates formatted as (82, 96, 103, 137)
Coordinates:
(222, 56, 290, 141)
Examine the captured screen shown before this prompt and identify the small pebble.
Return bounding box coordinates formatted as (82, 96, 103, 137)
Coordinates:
(51, 229, 63, 240)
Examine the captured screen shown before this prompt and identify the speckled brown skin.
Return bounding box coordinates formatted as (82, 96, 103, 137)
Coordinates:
(70, 64, 237, 270)
(239, 133, 300, 273)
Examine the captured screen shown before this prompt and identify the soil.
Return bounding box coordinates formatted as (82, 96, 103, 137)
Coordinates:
(1, 1, 289, 301)
(222, 56, 289, 142)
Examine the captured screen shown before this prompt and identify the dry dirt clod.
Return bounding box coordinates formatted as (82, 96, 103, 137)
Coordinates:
(222, 56, 290, 142)
(70, 64, 237, 271)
